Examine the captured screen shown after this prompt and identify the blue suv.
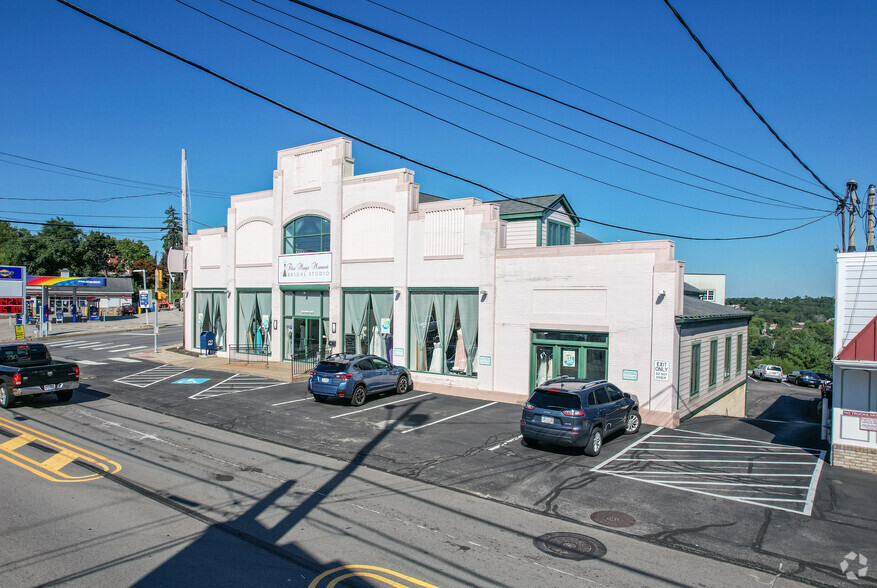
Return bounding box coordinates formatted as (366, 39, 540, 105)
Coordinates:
(309, 354, 411, 406)
(520, 378, 640, 456)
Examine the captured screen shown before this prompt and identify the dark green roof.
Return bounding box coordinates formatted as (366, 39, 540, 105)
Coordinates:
(677, 297, 752, 324)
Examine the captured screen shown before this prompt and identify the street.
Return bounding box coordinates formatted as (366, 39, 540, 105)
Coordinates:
(0, 331, 874, 586)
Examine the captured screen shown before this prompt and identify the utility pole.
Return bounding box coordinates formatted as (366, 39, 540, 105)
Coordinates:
(867, 184, 876, 252)
(181, 149, 188, 249)
(847, 180, 858, 252)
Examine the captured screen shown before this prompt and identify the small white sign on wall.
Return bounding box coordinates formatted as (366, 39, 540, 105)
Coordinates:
(654, 360, 670, 381)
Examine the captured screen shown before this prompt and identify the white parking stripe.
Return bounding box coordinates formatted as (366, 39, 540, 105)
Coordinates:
(803, 451, 827, 516)
(107, 357, 141, 363)
(590, 427, 662, 472)
(488, 435, 523, 451)
(189, 373, 287, 399)
(271, 398, 310, 406)
(330, 393, 432, 419)
(108, 346, 147, 353)
(401, 402, 497, 434)
(76, 359, 107, 366)
(592, 428, 823, 515)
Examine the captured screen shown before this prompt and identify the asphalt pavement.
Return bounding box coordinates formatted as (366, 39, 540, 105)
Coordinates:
(4, 315, 877, 586)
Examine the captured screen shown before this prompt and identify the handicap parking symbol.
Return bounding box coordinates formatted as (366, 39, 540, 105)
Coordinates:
(173, 378, 211, 385)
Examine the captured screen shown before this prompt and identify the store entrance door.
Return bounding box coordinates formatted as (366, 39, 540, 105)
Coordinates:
(290, 317, 322, 361)
(530, 331, 609, 390)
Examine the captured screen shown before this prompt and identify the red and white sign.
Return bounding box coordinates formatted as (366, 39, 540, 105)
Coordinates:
(842, 410, 877, 432)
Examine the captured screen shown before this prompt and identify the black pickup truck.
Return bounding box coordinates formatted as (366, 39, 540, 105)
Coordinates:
(0, 343, 80, 409)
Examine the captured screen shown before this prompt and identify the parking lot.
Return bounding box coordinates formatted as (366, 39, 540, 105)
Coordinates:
(29, 337, 877, 586)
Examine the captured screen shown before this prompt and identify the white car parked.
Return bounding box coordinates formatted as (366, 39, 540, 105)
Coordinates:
(752, 364, 784, 382)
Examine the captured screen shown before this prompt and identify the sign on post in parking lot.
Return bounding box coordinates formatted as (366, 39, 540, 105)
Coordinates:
(139, 290, 150, 309)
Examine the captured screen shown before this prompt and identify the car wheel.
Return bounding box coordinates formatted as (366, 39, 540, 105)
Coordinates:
(56, 390, 73, 403)
(584, 428, 603, 457)
(396, 375, 409, 395)
(624, 411, 641, 435)
(0, 385, 13, 409)
(349, 385, 367, 407)
(522, 436, 538, 447)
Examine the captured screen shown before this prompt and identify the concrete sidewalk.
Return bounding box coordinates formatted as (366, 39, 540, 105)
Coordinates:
(0, 310, 183, 343)
(0, 309, 525, 405)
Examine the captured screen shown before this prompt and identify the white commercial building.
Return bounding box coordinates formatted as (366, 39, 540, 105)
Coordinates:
(184, 138, 749, 426)
(831, 252, 877, 473)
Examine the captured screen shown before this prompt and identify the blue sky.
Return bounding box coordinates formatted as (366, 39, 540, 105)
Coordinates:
(2, 0, 874, 298)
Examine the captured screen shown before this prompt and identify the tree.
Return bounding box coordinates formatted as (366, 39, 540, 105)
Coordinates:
(77, 231, 119, 277)
(115, 238, 153, 274)
(131, 258, 159, 288)
(161, 206, 182, 258)
(34, 218, 82, 275)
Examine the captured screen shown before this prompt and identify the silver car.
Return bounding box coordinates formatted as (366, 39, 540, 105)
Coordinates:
(752, 364, 783, 382)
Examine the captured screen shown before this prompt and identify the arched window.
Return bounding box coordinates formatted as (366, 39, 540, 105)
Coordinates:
(284, 215, 330, 254)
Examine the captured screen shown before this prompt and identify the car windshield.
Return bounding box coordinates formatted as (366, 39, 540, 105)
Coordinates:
(314, 362, 347, 374)
(528, 390, 582, 411)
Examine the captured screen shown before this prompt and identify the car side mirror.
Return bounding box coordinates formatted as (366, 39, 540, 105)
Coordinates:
(622, 392, 631, 399)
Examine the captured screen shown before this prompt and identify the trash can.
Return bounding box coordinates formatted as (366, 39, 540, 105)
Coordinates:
(200, 331, 216, 356)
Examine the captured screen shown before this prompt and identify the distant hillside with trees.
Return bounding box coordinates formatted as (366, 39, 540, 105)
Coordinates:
(726, 296, 834, 373)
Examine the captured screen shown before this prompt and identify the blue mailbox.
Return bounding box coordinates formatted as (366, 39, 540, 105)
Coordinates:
(200, 331, 216, 355)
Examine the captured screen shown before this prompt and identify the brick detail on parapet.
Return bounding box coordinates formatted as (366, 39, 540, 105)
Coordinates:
(832, 443, 877, 474)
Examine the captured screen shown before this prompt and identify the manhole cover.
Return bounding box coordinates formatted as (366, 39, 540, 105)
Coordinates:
(590, 510, 636, 528)
(213, 474, 234, 482)
(533, 533, 607, 561)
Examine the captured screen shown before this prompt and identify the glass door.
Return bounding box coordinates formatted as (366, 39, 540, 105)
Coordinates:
(560, 347, 578, 379)
(292, 318, 322, 360)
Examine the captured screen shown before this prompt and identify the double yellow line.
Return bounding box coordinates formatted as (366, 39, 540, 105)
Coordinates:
(0, 416, 121, 482)
(309, 565, 438, 588)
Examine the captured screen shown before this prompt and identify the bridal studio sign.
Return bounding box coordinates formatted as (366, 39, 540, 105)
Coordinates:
(278, 252, 332, 285)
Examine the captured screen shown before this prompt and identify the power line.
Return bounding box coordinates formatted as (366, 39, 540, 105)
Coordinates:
(53, 0, 832, 241)
(0, 151, 231, 198)
(363, 0, 820, 188)
(221, 0, 828, 214)
(662, 0, 841, 203)
(0, 217, 165, 230)
(182, 0, 812, 220)
(0, 191, 175, 203)
(0, 209, 166, 219)
(281, 0, 835, 202)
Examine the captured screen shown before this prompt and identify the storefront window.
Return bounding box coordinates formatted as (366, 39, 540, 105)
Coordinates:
(409, 291, 478, 376)
(237, 291, 271, 354)
(194, 290, 227, 350)
(343, 291, 393, 360)
(284, 215, 330, 254)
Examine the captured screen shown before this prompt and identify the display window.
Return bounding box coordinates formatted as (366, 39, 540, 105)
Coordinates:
(409, 291, 478, 377)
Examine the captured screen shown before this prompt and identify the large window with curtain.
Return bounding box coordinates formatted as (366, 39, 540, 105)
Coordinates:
(284, 215, 330, 254)
(194, 291, 227, 350)
(237, 290, 272, 354)
(343, 291, 394, 360)
(409, 290, 478, 377)
(283, 290, 328, 361)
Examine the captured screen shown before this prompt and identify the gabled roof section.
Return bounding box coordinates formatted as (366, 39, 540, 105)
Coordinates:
(574, 231, 600, 244)
(684, 282, 704, 297)
(676, 297, 752, 324)
(837, 315, 877, 361)
(484, 194, 580, 226)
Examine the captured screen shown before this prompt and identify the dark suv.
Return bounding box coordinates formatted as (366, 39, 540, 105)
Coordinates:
(309, 354, 411, 406)
(520, 378, 640, 456)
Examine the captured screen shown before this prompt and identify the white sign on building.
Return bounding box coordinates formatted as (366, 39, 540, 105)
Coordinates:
(654, 360, 670, 381)
(278, 252, 332, 285)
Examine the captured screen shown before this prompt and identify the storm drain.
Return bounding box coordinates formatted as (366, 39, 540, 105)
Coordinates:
(590, 510, 636, 528)
(533, 533, 607, 561)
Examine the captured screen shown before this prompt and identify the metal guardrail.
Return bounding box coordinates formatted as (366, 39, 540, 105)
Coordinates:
(227, 343, 270, 367)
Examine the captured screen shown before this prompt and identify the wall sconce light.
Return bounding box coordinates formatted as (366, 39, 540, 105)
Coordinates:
(480, 290, 488, 301)
(394, 288, 401, 300)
